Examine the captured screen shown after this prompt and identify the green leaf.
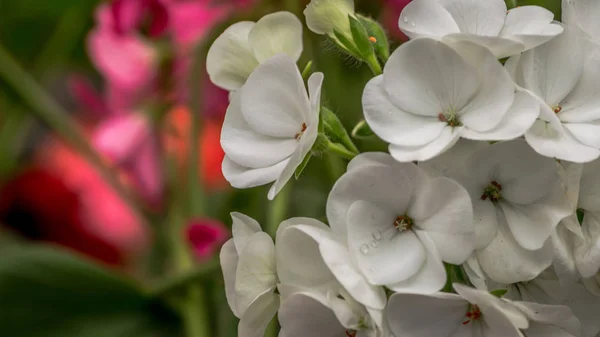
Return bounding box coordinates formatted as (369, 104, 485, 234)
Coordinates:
(322, 107, 359, 154)
(332, 29, 362, 59)
(490, 289, 508, 298)
(357, 15, 390, 62)
(351, 120, 375, 139)
(0, 245, 181, 337)
(348, 15, 374, 59)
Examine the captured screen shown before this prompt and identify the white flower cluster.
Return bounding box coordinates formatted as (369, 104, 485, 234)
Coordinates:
(208, 0, 600, 336)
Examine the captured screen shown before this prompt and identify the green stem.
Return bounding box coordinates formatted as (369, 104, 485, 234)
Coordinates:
(365, 53, 383, 76)
(327, 141, 358, 160)
(267, 183, 292, 236)
(0, 44, 149, 226)
(149, 259, 220, 297)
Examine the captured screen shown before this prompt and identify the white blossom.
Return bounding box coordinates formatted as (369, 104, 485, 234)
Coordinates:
(221, 54, 323, 200)
(399, 0, 563, 58)
(562, 0, 600, 42)
(428, 140, 572, 283)
(363, 37, 538, 162)
(279, 290, 388, 337)
(304, 0, 355, 38)
(327, 152, 475, 293)
(207, 11, 303, 91)
(506, 25, 600, 163)
(387, 283, 581, 337)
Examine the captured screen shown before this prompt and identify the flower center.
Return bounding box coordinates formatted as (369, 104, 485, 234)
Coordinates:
(345, 330, 357, 337)
(295, 122, 308, 140)
(438, 113, 462, 127)
(481, 181, 502, 202)
(462, 305, 482, 325)
(553, 105, 562, 114)
(394, 215, 414, 232)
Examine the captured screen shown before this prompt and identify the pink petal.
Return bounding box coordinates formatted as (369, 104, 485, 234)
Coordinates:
(112, 0, 145, 35)
(129, 137, 164, 206)
(186, 219, 230, 261)
(87, 28, 157, 91)
(93, 114, 150, 163)
(168, 2, 230, 49)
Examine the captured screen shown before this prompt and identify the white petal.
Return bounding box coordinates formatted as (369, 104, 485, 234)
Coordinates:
(207, 22, 258, 91)
(220, 239, 240, 317)
(238, 291, 280, 337)
(579, 159, 600, 212)
(347, 200, 426, 285)
(363, 76, 446, 147)
(383, 38, 479, 117)
(235, 232, 277, 315)
(276, 218, 336, 288)
(303, 0, 355, 36)
(389, 126, 462, 162)
(461, 89, 539, 141)
(267, 127, 317, 200)
(387, 231, 446, 294)
(398, 0, 461, 39)
(241, 54, 309, 138)
(318, 237, 387, 310)
(524, 25, 583, 107)
(476, 214, 554, 284)
(231, 212, 262, 253)
(513, 302, 582, 337)
(500, 198, 567, 251)
(307, 72, 324, 127)
(409, 176, 475, 264)
(346, 152, 398, 172)
(473, 200, 499, 249)
(525, 119, 600, 163)
(418, 139, 489, 178)
(221, 92, 297, 168)
(279, 292, 346, 337)
(222, 156, 288, 189)
(327, 163, 415, 242)
(575, 212, 600, 277)
(552, 221, 579, 285)
(249, 12, 303, 63)
(500, 6, 564, 51)
(387, 292, 468, 337)
(438, 0, 506, 36)
(443, 34, 525, 59)
(562, 0, 600, 39)
(447, 40, 514, 133)
(564, 122, 600, 149)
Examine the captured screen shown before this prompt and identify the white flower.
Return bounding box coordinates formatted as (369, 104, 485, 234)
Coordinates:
(553, 159, 600, 280)
(562, 0, 600, 43)
(278, 290, 388, 337)
(506, 25, 600, 163)
(220, 213, 338, 337)
(387, 284, 581, 337)
(505, 270, 600, 337)
(220, 212, 279, 337)
(327, 152, 475, 293)
(399, 0, 563, 58)
(304, 0, 355, 38)
(282, 220, 388, 310)
(363, 37, 539, 162)
(220, 54, 324, 200)
(431, 140, 572, 283)
(207, 11, 303, 91)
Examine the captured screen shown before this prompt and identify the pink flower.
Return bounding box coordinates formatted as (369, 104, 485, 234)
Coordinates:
(93, 113, 164, 206)
(381, 0, 412, 42)
(167, 1, 229, 50)
(186, 219, 229, 261)
(87, 4, 158, 106)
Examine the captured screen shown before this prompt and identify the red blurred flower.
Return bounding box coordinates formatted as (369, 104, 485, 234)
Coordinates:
(381, 0, 412, 43)
(0, 169, 126, 266)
